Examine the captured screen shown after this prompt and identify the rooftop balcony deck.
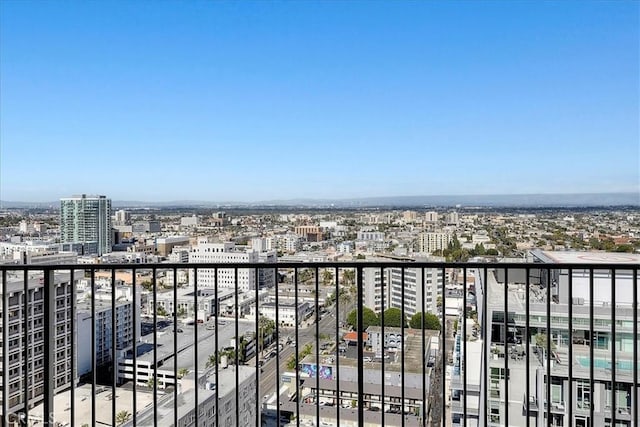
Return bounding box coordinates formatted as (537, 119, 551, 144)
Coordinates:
(0, 261, 638, 426)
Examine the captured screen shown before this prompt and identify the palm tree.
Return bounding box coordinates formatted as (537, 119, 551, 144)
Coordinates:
(341, 269, 357, 297)
(321, 269, 334, 286)
(258, 316, 275, 354)
(341, 269, 355, 287)
(337, 288, 353, 324)
(205, 353, 217, 369)
(146, 376, 156, 389)
(177, 368, 189, 379)
(116, 410, 132, 426)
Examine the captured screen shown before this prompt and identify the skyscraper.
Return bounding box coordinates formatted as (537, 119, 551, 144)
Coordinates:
(60, 194, 113, 255)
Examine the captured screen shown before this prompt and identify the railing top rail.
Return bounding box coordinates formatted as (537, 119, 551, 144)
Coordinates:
(0, 260, 638, 271)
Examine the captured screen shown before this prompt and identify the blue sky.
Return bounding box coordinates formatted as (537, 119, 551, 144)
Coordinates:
(1, 1, 638, 202)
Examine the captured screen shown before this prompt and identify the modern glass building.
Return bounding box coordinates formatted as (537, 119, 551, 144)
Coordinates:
(60, 194, 112, 256)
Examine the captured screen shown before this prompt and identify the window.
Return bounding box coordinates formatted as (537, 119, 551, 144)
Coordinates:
(551, 378, 563, 404)
(576, 380, 590, 409)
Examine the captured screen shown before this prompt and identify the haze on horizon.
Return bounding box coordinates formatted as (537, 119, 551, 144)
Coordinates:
(1, 1, 638, 203)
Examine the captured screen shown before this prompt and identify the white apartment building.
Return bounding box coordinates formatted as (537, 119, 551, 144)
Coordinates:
(357, 229, 385, 242)
(418, 231, 452, 254)
(180, 215, 200, 227)
(446, 211, 460, 225)
(266, 234, 302, 253)
(188, 239, 258, 292)
(114, 209, 130, 224)
(388, 266, 443, 317)
(362, 262, 443, 316)
(425, 211, 439, 223)
(76, 296, 137, 377)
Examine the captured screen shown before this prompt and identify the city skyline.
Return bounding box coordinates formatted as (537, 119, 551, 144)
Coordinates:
(1, 1, 638, 202)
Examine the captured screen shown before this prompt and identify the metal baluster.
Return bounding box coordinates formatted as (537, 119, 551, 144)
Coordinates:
(23, 269, 29, 424)
(441, 266, 447, 427)
(91, 268, 96, 426)
(315, 267, 320, 426)
(503, 268, 508, 425)
(173, 268, 179, 427)
(356, 266, 364, 426)
(70, 269, 76, 427)
(611, 268, 616, 425)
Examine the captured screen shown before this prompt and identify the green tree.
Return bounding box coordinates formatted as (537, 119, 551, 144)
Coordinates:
(116, 410, 132, 426)
(146, 376, 156, 389)
(205, 353, 217, 369)
(410, 312, 441, 330)
(156, 304, 167, 317)
(140, 280, 153, 292)
(341, 269, 356, 287)
(287, 354, 297, 370)
(177, 368, 189, 379)
(382, 307, 407, 328)
(534, 333, 556, 350)
(346, 307, 379, 330)
(321, 269, 334, 286)
(258, 316, 275, 353)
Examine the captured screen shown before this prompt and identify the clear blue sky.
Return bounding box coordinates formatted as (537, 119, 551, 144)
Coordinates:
(1, 1, 638, 202)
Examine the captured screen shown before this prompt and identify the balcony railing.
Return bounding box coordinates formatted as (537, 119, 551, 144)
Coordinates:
(0, 261, 638, 426)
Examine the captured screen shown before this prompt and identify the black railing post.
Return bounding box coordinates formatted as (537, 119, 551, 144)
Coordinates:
(214, 267, 219, 427)
(356, 266, 364, 426)
(111, 268, 117, 425)
(633, 267, 638, 426)
(525, 267, 530, 427)
(441, 266, 446, 427)
(463, 267, 467, 426)
(611, 268, 616, 425)
(315, 267, 320, 426)
(132, 269, 138, 426)
(173, 268, 179, 427)
(255, 268, 260, 427)
(275, 266, 280, 424)
(334, 266, 340, 427)
(2, 269, 9, 424)
(43, 268, 55, 426)
(380, 267, 385, 427)
(401, 267, 405, 427)
(420, 267, 426, 426)
(567, 268, 573, 427)
(503, 268, 508, 425)
(152, 267, 158, 426)
(22, 270, 29, 424)
(91, 268, 96, 427)
(483, 267, 488, 427)
(546, 268, 551, 426)
(294, 268, 300, 426)
(234, 267, 239, 426)
(70, 269, 76, 427)
(589, 268, 594, 422)
(193, 268, 199, 426)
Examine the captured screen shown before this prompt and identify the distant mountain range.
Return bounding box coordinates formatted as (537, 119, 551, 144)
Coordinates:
(1, 192, 638, 209)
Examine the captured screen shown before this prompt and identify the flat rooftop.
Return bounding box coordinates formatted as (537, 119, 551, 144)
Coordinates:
(536, 250, 640, 264)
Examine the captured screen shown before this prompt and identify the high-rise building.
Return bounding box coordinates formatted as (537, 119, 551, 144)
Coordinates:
(418, 231, 452, 254)
(60, 194, 113, 256)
